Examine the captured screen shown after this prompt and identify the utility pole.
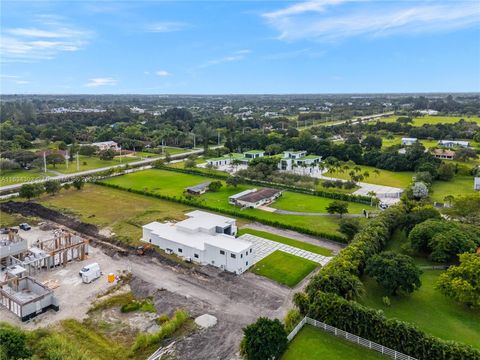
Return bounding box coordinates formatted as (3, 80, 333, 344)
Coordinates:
(217, 131, 220, 146)
(161, 139, 165, 154)
(192, 133, 196, 148)
(43, 152, 47, 173)
(120, 147, 122, 163)
(65, 151, 69, 169)
(76, 152, 80, 171)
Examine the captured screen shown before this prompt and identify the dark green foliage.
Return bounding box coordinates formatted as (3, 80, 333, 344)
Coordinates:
(208, 181, 222, 192)
(0, 323, 31, 360)
(326, 200, 349, 216)
(408, 219, 479, 262)
(44, 180, 61, 195)
(98, 148, 115, 161)
(19, 183, 44, 200)
(241, 318, 288, 360)
(305, 270, 364, 300)
(78, 145, 97, 156)
(404, 205, 441, 234)
(46, 153, 65, 168)
(437, 162, 455, 181)
(72, 177, 85, 190)
(338, 217, 362, 241)
(294, 292, 480, 360)
(366, 252, 422, 295)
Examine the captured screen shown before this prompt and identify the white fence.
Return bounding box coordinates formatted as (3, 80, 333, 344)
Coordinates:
(288, 317, 417, 360)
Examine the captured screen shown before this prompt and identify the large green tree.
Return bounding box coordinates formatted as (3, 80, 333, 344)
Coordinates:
(326, 201, 349, 216)
(366, 251, 422, 295)
(19, 183, 44, 200)
(44, 180, 61, 196)
(240, 317, 288, 360)
(445, 194, 480, 225)
(437, 253, 480, 308)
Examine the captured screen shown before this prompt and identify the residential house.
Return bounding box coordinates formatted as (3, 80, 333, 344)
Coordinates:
(229, 188, 282, 209)
(438, 140, 470, 148)
(90, 141, 120, 151)
(142, 211, 253, 274)
(279, 151, 322, 172)
(401, 137, 418, 146)
(185, 182, 211, 195)
(432, 148, 456, 160)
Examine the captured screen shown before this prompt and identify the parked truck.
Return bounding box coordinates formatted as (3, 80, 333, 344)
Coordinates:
(79, 263, 101, 284)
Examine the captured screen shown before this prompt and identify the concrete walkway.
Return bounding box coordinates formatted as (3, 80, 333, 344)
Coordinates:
(238, 233, 332, 266)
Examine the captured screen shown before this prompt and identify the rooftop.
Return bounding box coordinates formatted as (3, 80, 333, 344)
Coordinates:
(297, 155, 321, 160)
(244, 150, 265, 154)
(235, 188, 282, 204)
(185, 182, 211, 192)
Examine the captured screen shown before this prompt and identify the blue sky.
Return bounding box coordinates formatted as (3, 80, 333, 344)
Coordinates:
(1, 0, 479, 94)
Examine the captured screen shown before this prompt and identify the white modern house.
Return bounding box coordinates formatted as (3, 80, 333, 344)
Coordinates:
(142, 211, 253, 274)
(206, 150, 265, 168)
(90, 141, 120, 151)
(279, 151, 322, 172)
(401, 137, 417, 146)
(438, 140, 470, 148)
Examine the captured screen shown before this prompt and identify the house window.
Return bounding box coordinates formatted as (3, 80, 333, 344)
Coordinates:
(231, 254, 236, 259)
(250, 249, 252, 253)
(246, 261, 248, 266)
(149, 239, 152, 243)
(220, 250, 225, 255)
(194, 254, 199, 258)
(178, 248, 182, 253)
(245, 252, 248, 256)
(241, 254, 243, 258)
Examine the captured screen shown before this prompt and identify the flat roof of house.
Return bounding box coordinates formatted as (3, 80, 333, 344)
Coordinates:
(244, 150, 264, 154)
(236, 188, 282, 204)
(284, 150, 306, 154)
(402, 137, 417, 141)
(92, 141, 117, 145)
(144, 213, 251, 253)
(185, 182, 211, 192)
(297, 155, 321, 160)
(438, 140, 469, 145)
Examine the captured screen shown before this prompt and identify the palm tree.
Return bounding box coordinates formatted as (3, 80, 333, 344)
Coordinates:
(194, 121, 215, 152)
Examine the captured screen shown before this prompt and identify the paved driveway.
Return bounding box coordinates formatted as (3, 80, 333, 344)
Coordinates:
(238, 234, 332, 266)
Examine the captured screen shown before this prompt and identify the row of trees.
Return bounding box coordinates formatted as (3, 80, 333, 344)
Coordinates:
(19, 179, 84, 200)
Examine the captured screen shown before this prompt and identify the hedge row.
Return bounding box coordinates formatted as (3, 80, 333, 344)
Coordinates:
(294, 291, 480, 360)
(158, 165, 373, 205)
(295, 205, 480, 359)
(94, 181, 348, 243)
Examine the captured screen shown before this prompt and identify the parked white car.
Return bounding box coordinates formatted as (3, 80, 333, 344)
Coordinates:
(79, 263, 101, 284)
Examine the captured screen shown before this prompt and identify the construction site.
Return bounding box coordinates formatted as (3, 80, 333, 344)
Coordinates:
(0, 225, 105, 323)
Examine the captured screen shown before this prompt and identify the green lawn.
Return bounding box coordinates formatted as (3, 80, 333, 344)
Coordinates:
(430, 175, 476, 202)
(326, 165, 413, 188)
(37, 184, 195, 245)
(101, 169, 373, 237)
(48, 155, 140, 174)
(360, 230, 480, 348)
(282, 325, 387, 360)
(0, 168, 55, 186)
(376, 115, 480, 126)
(237, 228, 333, 256)
(272, 191, 373, 214)
(251, 250, 318, 287)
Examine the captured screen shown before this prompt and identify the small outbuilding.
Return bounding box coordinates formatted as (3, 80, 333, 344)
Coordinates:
(185, 182, 211, 195)
(229, 188, 282, 208)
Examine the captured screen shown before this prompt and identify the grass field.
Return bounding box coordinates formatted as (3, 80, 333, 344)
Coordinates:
(282, 325, 387, 360)
(326, 165, 413, 188)
(37, 184, 195, 245)
(237, 228, 333, 256)
(48, 155, 140, 174)
(430, 175, 476, 202)
(272, 192, 373, 214)
(0, 168, 55, 186)
(251, 250, 318, 287)
(360, 230, 480, 348)
(101, 169, 375, 237)
(381, 136, 439, 149)
(376, 115, 480, 126)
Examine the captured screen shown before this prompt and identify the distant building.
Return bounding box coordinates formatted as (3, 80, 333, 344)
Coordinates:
(418, 109, 439, 115)
(438, 140, 469, 148)
(474, 177, 480, 191)
(401, 137, 417, 146)
(206, 150, 264, 168)
(185, 182, 211, 195)
(90, 141, 120, 151)
(432, 148, 455, 160)
(279, 151, 321, 171)
(229, 188, 282, 209)
(142, 211, 253, 274)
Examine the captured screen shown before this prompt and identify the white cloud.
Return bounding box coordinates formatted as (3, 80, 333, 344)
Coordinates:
(146, 22, 188, 33)
(199, 50, 251, 68)
(15, 80, 30, 85)
(85, 78, 117, 87)
(156, 70, 171, 77)
(263, 1, 480, 41)
(1, 17, 92, 61)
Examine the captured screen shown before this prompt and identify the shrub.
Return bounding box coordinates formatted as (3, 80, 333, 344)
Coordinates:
(0, 323, 31, 359)
(240, 318, 288, 360)
(284, 309, 302, 333)
(338, 217, 362, 241)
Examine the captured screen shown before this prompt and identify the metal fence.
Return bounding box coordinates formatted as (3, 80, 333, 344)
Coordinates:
(288, 317, 417, 360)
